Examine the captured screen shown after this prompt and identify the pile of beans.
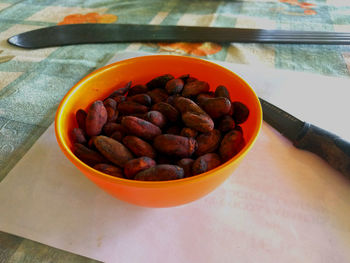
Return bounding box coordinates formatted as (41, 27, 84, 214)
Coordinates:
(71, 74, 249, 181)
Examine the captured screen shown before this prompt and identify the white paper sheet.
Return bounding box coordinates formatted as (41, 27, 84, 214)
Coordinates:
(1, 53, 350, 263)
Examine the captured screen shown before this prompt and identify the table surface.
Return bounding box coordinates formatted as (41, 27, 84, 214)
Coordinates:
(0, 0, 350, 261)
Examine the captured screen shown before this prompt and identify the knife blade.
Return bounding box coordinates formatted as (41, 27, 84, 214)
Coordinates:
(7, 24, 350, 49)
(260, 98, 350, 177)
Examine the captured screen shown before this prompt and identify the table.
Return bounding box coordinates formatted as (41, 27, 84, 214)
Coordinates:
(0, 0, 350, 262)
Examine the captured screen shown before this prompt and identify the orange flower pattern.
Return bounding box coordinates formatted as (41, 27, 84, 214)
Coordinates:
(58, 12, 117, 25)
(278, 0, 317, 15)
(158, 42, 222, 57)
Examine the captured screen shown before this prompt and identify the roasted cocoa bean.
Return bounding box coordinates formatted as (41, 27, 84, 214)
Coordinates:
(151, 102, 179, 122)
(94, 163, 124, 178)
(127, 94, 152, 106)
(153, 134, 197, 158)
(76, 109, 87, 131)
(124, 157, 156, 179)
(117, 101, 149, 115)
(127, 84, 149, 96)
(182, 111, 214, 133)
(111, 95, 126, 104)
(165, 78, 184, 95)
(201, 97, 231, 119)
(147, 88, 169, 104)
(74, 143, 108, 166)
(192, 153, 221, 175)
(85, 100, 108, 137)
(196, 92, 215, 106)
(182, 80, 209, 97)
(195, 129, 221, 156)
(215, 85, 230, 99)
(134, 164, 184, 181)
(106, 107, 118, 122)
(143, 111, 167, 128)
(94, 136, 133, 167)
(179, 74, 197, 84)
(121, 116, 161, 140)
(88, 136, 97, 149)
(166, 95, 180, 106)
(108, 81, 131, 97)
(177, 158, 194, 177)
(218, 115, 235, 133)
(103, 98, 117, 110)
(146, 74, 174, 90)
(180, 127, 198, 138)
(71, 128, 87, 144)
(103, 122, 119, 136)
(219, 129, 245, 162)
(232, 102, 250, 124)
(173, 96, 204, 115)
(122, 136, 156, 159)
(178, 74, 190, 81)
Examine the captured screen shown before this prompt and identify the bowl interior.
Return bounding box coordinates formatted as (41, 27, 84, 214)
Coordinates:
(56, 55, 262, 184)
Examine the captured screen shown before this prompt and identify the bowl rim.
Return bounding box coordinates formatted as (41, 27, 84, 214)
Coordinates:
(55, 54, 262, 188)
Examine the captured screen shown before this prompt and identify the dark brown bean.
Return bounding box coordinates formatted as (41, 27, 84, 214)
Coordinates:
(117, 101, 149, 115)
(71, 128, 87, 144)
(143, 111, 167, 128)
(152, 102, 179, 122)
(111, 95, 126, 104)
(165, 78, 184, 95)
(108, 81, 131, 97)
(195, 129, 221, 156)
(177, 158, 194, 178)
(218, 115, 235, 133)
(103, 122, 120, 137)
(74, 143, 108, 166)
(127, 94, 152, 106)
(182, 111, 214, 133)
(105, 107, 118, 122)
(173, 96, 204, 115)
(121, 116, 162, 140)
(134, 165, 184, 181)
(196, 92, 215, 106)
(76, 109, 87, 131)
(180, 127, 198, 138)
(85, 100, 108, 137)
(201, 97, 231, 119)
(153, 134, 197, 158)
(124, 157, 156, 179)
(232, 102, 250, 124)
(219, 129, 245, 162)
(182, 80, 209, 97)
(103, 98, 117, 110)
(94, 136, 133, 167)
(122, 136, 156, 159)
(192, 153, 221, 175)
(147, 88, 169, 104)
(146, 74, 174, 90)
(94, 163, 124, 178)
(215, 85, 230, 99)
(127, 84, 149, 97)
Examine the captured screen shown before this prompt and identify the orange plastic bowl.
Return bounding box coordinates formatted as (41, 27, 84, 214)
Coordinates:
(55, 55, 262, 207)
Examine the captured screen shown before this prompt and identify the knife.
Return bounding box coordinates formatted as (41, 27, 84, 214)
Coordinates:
(260, 98, 350, 177)
(7, 24, 350, 49)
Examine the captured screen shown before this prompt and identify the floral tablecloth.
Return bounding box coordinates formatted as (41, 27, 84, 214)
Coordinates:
(0, 0, 350, 180)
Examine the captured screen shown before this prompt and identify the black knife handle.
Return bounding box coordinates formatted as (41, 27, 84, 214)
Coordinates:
(293, 123, 350, 177)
